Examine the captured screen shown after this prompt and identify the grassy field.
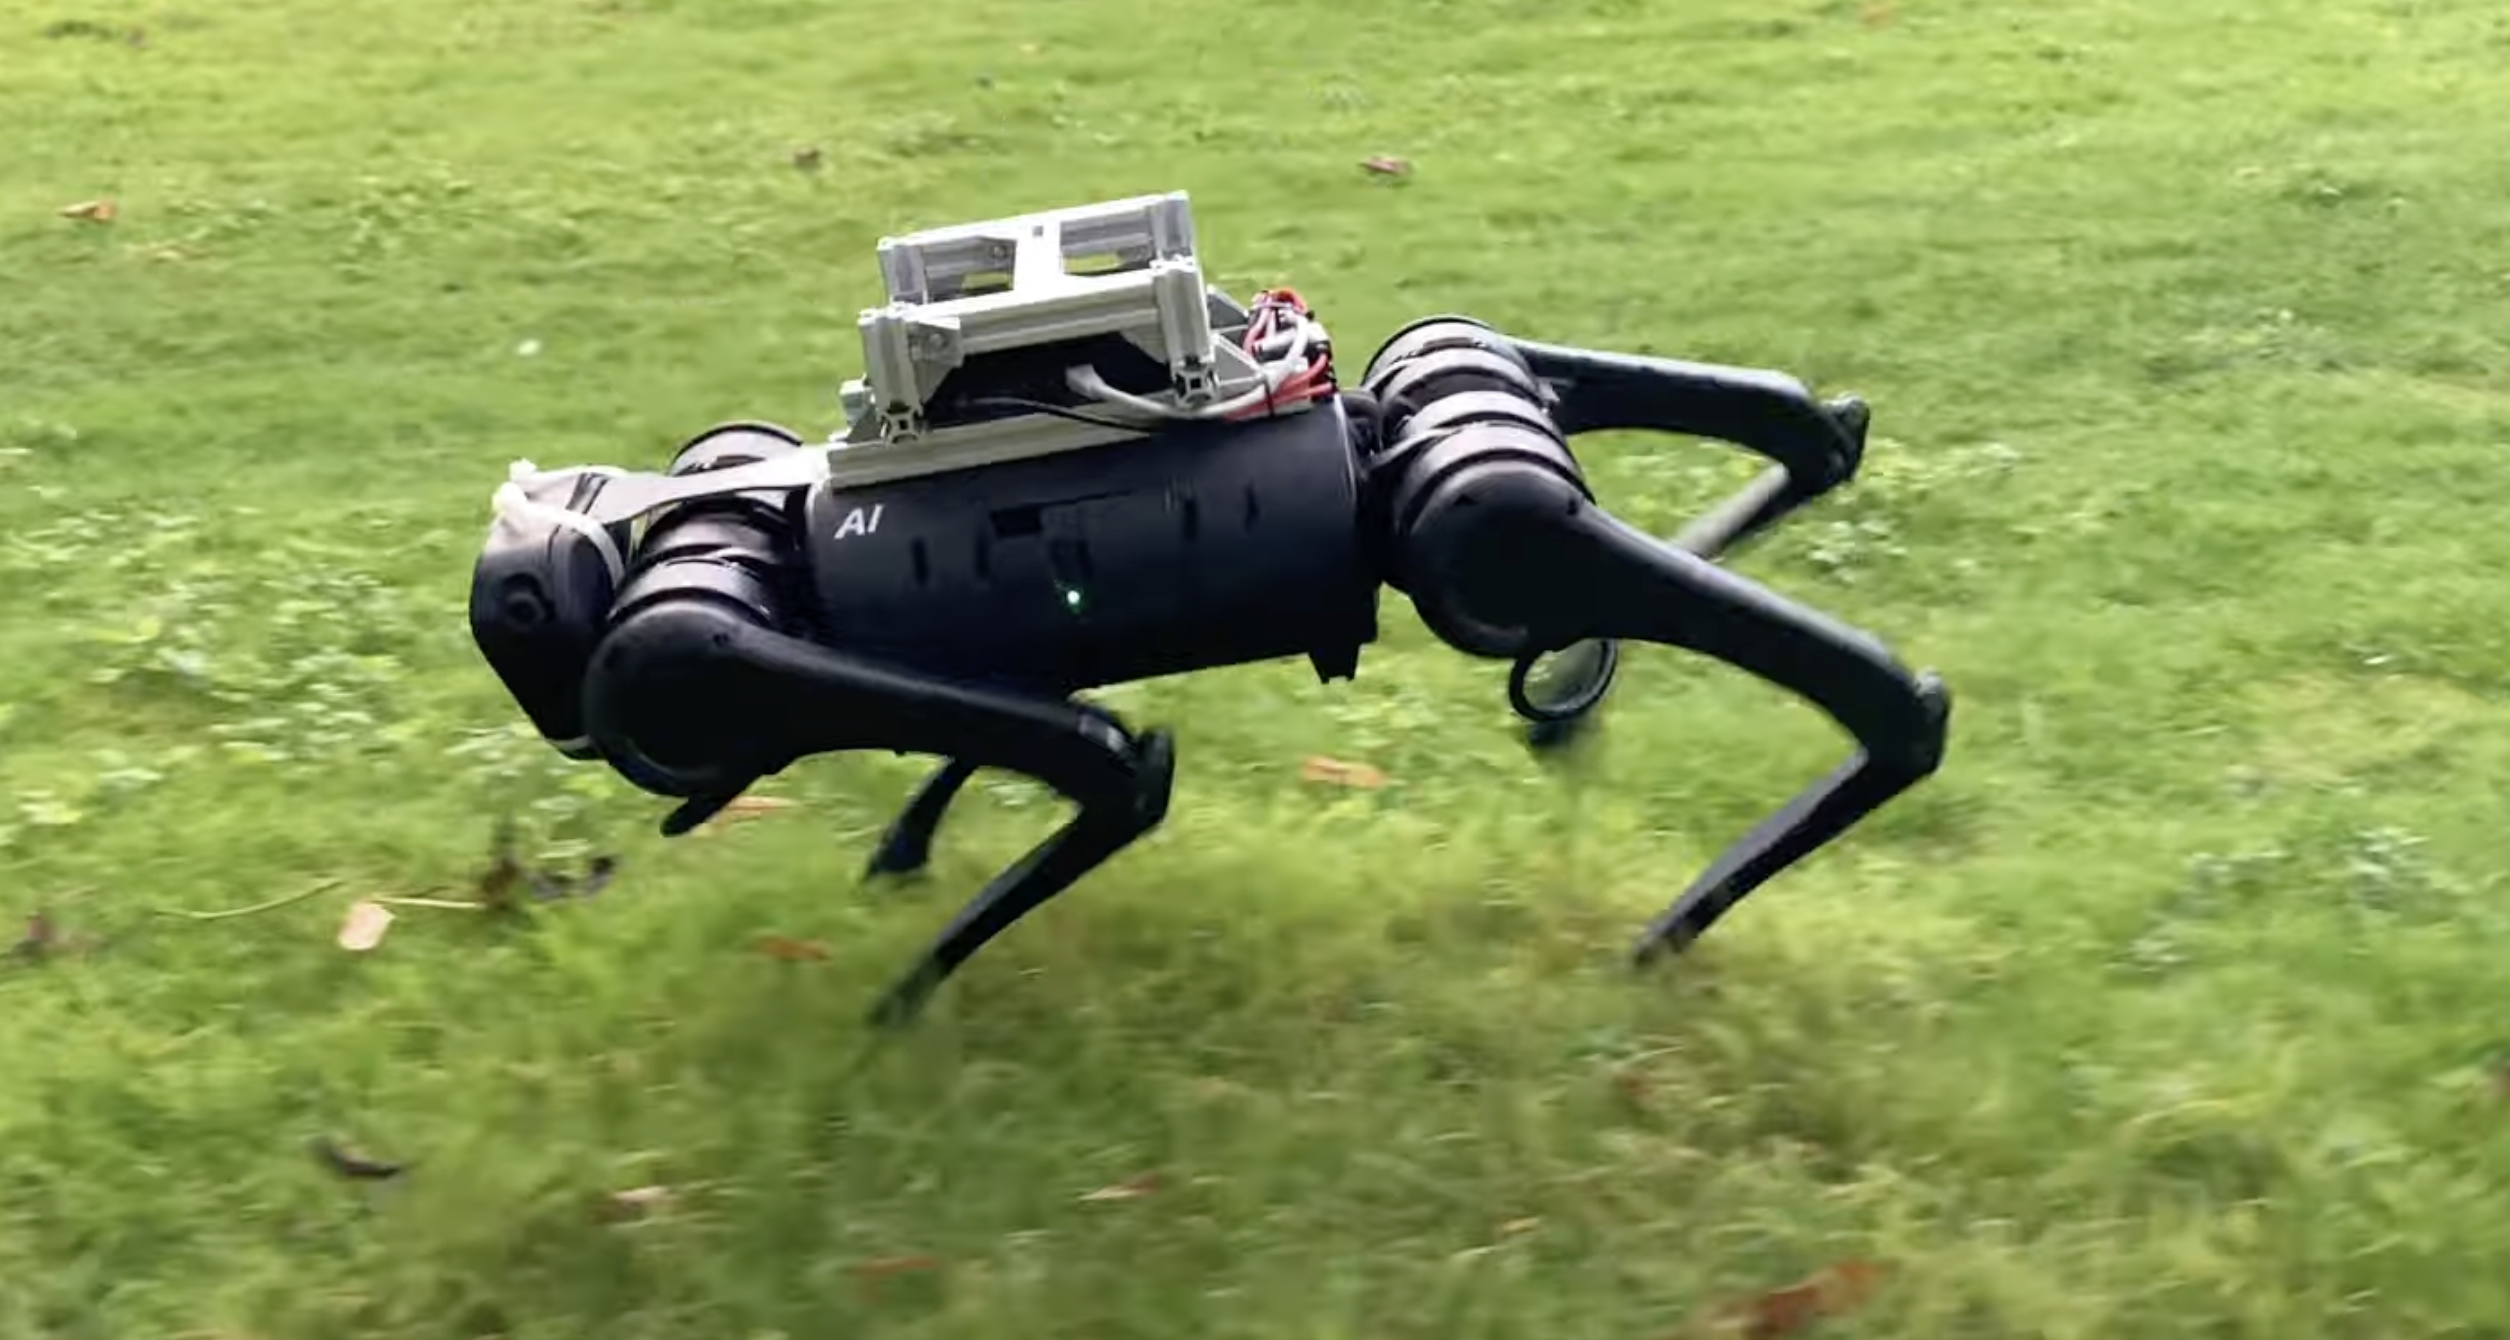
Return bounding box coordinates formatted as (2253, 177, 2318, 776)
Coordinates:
(7, 0, 2510, 1334)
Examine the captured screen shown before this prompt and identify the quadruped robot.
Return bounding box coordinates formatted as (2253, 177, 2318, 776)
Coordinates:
(467, 191, 1952, 1024)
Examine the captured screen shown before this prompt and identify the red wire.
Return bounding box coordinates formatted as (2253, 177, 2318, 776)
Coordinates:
(1228, 289, 1332, 420)
(1245, 291, 1291, 350)
(1227, 357, 1333, 421)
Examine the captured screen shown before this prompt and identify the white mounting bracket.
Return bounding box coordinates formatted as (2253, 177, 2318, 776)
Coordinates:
(837, 191, 1264, 447)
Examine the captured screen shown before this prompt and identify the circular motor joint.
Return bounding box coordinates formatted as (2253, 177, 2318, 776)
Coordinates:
(1360, 315, 1528, 386)
(1508, 637, 1620, 725)
(667, 421, 806, 476)
(1370, 347, 1550, 428)
(1386, 420, 1589, 546)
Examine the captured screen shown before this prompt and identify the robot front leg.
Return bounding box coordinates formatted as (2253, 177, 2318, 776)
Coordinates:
(865, 732, 1173, 1026)
(863, 702, 1136, 880)
(579, 598, 1175, 1025)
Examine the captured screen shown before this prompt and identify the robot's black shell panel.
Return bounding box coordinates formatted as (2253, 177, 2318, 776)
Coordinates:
(801, 398, 1379, 692)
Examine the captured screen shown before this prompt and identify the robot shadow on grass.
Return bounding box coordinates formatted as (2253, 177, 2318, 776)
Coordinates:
(467, 191, 1953, 1026)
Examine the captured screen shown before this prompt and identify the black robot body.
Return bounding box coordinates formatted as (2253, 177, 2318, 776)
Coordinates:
(468, 307, 1950, 1025)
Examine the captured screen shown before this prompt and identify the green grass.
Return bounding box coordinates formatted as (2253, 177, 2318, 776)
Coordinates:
(7, 0, 2510, 1334)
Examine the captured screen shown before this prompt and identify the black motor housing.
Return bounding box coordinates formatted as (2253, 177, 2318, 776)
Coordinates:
(801, 396, 1380, 693)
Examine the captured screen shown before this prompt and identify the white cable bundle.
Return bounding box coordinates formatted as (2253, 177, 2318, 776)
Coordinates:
(1062, 302, 1331, 424)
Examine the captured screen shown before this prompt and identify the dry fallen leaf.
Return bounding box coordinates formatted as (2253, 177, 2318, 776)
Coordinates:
(604, 1185, 673, 1220)
(1701, 1260, 1888, 1339)
(848, 1254, 945, 1301)
(755, 934, 831, 962)
(1299, 756, 1389, 789)
(311, 1136, 404, 1180)
(1499, 1216, 1541, 1236)
(337, 900, 394, 952)
(851, 1255, 942, 1279)
(57, 199, 116, 223)
(1359, 156, 1413, 177)
(696, 794, 798, 836)
(791, 146, 824, 171)
(10, 912, 56, 964)
(1189, 1075, 1254, 1103)
(1079, 1171, 1163, 1202)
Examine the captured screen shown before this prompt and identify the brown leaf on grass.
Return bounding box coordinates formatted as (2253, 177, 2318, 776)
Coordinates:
(1079, 1171, 1164, 1202)
(311, 1136, 404, 1180)
(851, 1255, 942, 1279)
(12, 911, 55, 961)
(755, 934, 830, 962)
(57, 199, 116, 223)
(791, 146, 824, 171)
(1359, 156, 1412, 178)
(1859, 2, 1896, 24)
(1299, 756, 1389, 789)
(1188, 1075, 1254, 1103)
(603, 1185, 673, 1220)
(848, 1254, 945, 1302)
(336, 900, 394, 952)
(717, 795, 797, 822)
(1499, 1216, 1542, 1236)
(1698, 1260, 1888, 1339)
(693, 794, 797, 837)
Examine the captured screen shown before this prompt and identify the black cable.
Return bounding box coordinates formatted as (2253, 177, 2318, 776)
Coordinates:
(958, 396, 1158, 434)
